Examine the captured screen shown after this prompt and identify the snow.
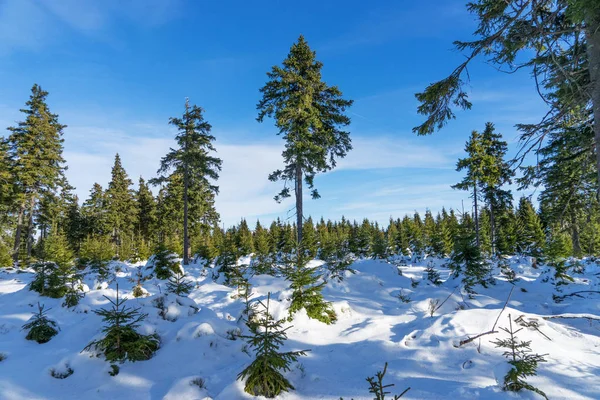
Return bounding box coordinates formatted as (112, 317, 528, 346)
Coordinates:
(1, 257, 599, 399)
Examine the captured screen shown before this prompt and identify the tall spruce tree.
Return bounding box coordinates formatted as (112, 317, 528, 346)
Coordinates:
(479, 123, 514, 255)
(105, 154, 137, 257)
(515, 197, 545, 257)
(135, 177, 156, 246)
(151, 99, 222, 265)
(257, 35, 353, 243)
(8, 84, 67, 264)
(452, 130, 493, 249)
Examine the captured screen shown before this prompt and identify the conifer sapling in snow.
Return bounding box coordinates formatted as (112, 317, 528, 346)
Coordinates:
(23, 303, 59, 344)
(286, 251, 336, 324)
(83, 284, 160, 362)
(237, 294, 309, 398)
(491, 314, 548, 399)
(166, 270, 194, 296)
(151, 244, 181, 280)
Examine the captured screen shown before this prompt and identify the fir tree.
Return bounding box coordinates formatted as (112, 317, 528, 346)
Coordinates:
(166, 270, 194, 296)
(491, 315, 548, 399)
(257, 35, 353, 244)
(452, 130, 491, 249)
(83, 285, 160, 363)
(371, 226, 388, 259)
(286, 252, 336, 324)
(151, 98, 222, 265)
(81, 183, 110, 237)
(79, 235, 114, 278)
(515, 197, 545, 257)
(300, 217, 318, 259)
(8, 85, 67, 264)
(450, 220, 493, 296)
(23, 303, 59, 344)
(237, 294, 309, 398)
(236, 218, 254, 256)
(105, 154, 137, 258)
(135, 177, 157, 246)
(151, 244, 181, 280)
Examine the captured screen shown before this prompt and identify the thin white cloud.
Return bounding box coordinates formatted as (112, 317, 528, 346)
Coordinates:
(338, 136, 452, 170)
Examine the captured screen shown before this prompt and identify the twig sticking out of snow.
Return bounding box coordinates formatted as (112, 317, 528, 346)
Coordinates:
(457, 286, 514, 347)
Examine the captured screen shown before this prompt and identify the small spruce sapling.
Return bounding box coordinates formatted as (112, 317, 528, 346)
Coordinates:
(23, 303, 59, 344)
(425, 262, 442, 285)
(237, 294, 309, 398)
(83, 284, 160, 362)
(286, 252, 336, 324)
(491, 314, 548, 399)
(151, 244, 181, 280)
(63, 278, 85, 307)
(166, 270, 194, 296)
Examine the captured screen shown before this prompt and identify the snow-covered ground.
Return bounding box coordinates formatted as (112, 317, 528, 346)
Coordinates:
(0, 257, 599, 399)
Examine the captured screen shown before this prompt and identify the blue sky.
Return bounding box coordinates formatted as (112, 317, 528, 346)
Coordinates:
(0, 0, 545, 227)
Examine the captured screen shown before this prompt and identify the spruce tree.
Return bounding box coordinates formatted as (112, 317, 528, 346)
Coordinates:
(515, 197, 545, 257)
(106, 154, 137, 258)
(491, 315, 548, 399)
(83, 285, 160, 363)
(450, 218, 493, 296)
(237, 294, 309, 398)
(166, 270, 194, 296)
(81, 183, 110, 238)
(479, 123, 514, 255)
(23, 303, 59, 344)
(300, 217, 318, 259)
(8, 84, 67, 264)
(135, 177, 156, 248)
(286, 251, 336, 324)
(257, 35, 353, 243)
(152, 99, 222, 265)
(236, 219, 254, 256)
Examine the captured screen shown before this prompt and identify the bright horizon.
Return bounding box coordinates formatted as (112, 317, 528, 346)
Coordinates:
(0, 0, 543, 227)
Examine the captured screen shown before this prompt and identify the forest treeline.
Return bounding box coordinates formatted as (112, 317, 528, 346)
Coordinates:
(0, 29, 598, 269)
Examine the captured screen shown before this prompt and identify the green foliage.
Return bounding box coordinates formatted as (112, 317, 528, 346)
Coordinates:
(7, 84, 68, 265)
(50, 365, 74, 379)
(166, 270, 194, 296)
(425, 263, 442, 286)
(450, 222, 493, 296)
(515, 197, 545, 257)
(105, 154, 138, 258)
(491, 315, 548, 399)
(23, 303, 59, 344)
(79, 235, 114, 278)
(237, 294, 309, 398)
(152, 244, 181, 280)
(109, 364, 120, 376)
(286, 253, 336, 324)
(151, 98, 222, 265)
(83, 286, 160, 363)
(63, 280, 85, 307)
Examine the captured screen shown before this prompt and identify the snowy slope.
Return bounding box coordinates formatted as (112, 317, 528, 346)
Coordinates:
(0, 257, 599, 400)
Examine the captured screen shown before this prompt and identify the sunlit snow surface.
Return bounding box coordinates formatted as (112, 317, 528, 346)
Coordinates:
(0, 256, 599, 399)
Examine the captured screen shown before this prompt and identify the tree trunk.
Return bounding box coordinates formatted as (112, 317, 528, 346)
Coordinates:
(183, 162, 190, 265)
(295, 163, 303, 245)
(12, 201, 26, 264)
(585, 11, 600, 196)
(473, 182, 480, 249)
(26, 194, 36, 262)
(570, 211, 582, 257)
(489, 199, 495, 256)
